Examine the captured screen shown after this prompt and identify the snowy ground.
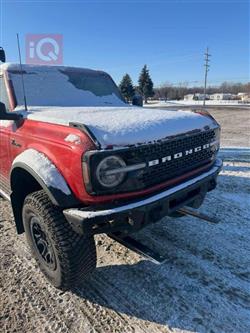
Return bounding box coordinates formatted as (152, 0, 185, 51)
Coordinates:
(145, 100, 250, 107)
(0, 159, 250, 333)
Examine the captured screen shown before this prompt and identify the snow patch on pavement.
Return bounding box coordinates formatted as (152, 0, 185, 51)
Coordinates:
(219, 192, 250, 209)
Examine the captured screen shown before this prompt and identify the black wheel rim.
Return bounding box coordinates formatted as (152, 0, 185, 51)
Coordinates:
(30, 216, 57, 270)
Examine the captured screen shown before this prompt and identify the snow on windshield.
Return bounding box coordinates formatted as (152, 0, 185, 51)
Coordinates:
(7, 65, 125, 107)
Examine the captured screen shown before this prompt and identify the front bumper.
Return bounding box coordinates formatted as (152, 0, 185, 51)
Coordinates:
(64, 158, 223, 235)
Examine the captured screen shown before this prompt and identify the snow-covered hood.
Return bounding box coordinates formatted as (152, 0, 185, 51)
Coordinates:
(18, 106, 218, 148)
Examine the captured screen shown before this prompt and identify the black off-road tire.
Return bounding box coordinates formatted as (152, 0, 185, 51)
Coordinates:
(22, 190, 97, 290)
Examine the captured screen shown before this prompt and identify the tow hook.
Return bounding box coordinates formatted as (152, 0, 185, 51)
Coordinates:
(177, 206, 220, 224)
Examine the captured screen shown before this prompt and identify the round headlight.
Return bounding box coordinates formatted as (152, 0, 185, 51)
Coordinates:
(96, 156, 126, 188)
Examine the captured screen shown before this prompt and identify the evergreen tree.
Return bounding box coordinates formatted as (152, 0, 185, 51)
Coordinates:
(138, 65, 154, 103)
(119, 74, 135, 102)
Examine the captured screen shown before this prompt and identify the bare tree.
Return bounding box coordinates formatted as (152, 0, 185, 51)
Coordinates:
(154, 81, 249, 100)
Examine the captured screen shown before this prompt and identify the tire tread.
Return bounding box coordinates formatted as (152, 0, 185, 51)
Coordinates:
(23, 190, 96, 290)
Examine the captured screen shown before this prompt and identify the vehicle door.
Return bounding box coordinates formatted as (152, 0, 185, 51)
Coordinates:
(0, 74, 13, 191)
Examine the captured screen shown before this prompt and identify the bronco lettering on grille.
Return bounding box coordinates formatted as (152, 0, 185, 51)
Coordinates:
(148, 142, 216, 167)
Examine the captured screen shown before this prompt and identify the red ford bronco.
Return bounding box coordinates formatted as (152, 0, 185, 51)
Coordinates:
(0, 59, 222, 289)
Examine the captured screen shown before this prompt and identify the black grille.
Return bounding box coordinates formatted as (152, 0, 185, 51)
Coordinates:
(122, 129, 217, 189)
(87, 128, 219, 195)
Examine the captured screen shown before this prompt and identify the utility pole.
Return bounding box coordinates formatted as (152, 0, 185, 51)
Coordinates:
(203, 47, 211, 106)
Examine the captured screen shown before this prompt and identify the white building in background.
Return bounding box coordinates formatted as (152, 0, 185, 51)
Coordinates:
(238, 92, 250, 101)
(184, 93, 210, 101)
(210, 93, 232, 100)
(183, 92, 250, 102)
(194, 93, 210, 100)
(184, 94, 194, 100)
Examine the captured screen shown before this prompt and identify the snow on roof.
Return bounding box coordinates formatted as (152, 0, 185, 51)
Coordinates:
(0, 62, 105, 75)
(2, 62, 124, 107)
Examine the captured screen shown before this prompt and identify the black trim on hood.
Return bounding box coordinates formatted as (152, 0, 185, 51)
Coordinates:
(69, 122, 102, 149)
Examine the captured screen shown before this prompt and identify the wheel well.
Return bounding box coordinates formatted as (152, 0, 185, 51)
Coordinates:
(10, 167, 42, 234)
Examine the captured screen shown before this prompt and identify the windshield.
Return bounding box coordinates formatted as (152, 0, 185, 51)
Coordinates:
(8, 66, 125, 107)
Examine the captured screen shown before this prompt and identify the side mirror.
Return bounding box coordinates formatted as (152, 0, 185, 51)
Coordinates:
(0, 47, 6, 63)
(0, 102, 23, 121)
(132, 94, 143, 107)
